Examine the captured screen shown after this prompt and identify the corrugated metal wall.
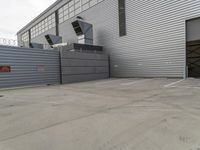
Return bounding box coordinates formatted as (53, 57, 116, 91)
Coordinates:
(0, 46, 60, 88)
(75, 0, 200, 78)
(56, 0, 192, 78)
(18, 0, 200, 78)
(61, 51, 109, 83)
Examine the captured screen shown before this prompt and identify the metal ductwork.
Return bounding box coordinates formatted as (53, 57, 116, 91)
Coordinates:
(45, 34, 62, 46)
(29, 43, 44, 49)
(72, 20, 93, 45)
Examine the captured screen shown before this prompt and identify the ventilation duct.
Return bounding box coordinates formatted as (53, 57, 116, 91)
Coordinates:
(45, 34, 62, 46)
(29, 43, 44, 49)
(72, 20, 93, 45)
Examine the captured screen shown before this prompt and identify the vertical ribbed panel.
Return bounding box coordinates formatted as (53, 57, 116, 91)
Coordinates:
(0, 46, 60, 88)
(18, 0, 200, 77)
(61, 50, 109, 84)
(58, 0, 198, 78)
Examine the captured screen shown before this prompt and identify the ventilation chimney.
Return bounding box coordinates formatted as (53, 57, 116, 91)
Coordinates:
(72, 20, 93, 45)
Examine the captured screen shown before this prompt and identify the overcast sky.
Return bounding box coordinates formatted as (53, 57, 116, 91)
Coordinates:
(0, 0, 56, 40)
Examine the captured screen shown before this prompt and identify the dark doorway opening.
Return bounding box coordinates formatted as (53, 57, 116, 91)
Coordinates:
(186, 18, 200, 78)
(187, 40, 200, 77)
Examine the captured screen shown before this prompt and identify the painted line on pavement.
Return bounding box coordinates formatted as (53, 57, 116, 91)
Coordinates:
(170, 85, 200, 89)
(164, 79, 185, 88)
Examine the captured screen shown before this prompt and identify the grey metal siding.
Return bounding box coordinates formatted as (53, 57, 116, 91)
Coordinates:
(31, 27, 56, 48)
(58, 0, 200, 78)
(57, 0, 186, 77)
(59, 21, 77, 44)
(61, 51, 109, 83)
(18, 0, 200, 78)
(0, 46, 60, 88)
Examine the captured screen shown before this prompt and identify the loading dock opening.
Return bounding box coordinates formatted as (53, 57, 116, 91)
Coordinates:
(186, 40, 200, 77)
(186, 18, 200, 78)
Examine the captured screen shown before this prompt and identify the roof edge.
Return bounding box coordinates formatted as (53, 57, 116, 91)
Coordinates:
(17, 0, 62, 35)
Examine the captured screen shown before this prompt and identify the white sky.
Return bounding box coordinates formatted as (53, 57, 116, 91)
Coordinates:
(0, 0, 56, 40)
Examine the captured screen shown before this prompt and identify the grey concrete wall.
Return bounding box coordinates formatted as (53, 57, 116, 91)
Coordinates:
(0, 46, 60, 88)
(61, 50, 109, 84)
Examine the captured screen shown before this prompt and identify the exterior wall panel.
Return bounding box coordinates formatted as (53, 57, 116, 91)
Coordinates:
(31, 27, 56, 48)
(0, 46, 60, 88)
(18, 0, 200, 78)
(61, 50, 109, 83)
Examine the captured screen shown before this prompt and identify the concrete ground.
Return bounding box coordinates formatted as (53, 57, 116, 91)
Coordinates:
(0, 78, 200, 150)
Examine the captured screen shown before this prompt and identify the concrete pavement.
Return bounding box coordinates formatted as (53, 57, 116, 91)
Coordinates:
(0, 78, 200, 150)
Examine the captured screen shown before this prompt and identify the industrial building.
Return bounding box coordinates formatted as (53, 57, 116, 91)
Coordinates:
(17, 0, 200, 78)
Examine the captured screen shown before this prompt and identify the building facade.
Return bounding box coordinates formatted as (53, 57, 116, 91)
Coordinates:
(17, 0, 200, 78)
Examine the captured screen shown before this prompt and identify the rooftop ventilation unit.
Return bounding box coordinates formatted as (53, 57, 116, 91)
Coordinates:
(72, 20, 93, 45)
(45, 34, 62, 46)
(29, 43, 44, 49)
